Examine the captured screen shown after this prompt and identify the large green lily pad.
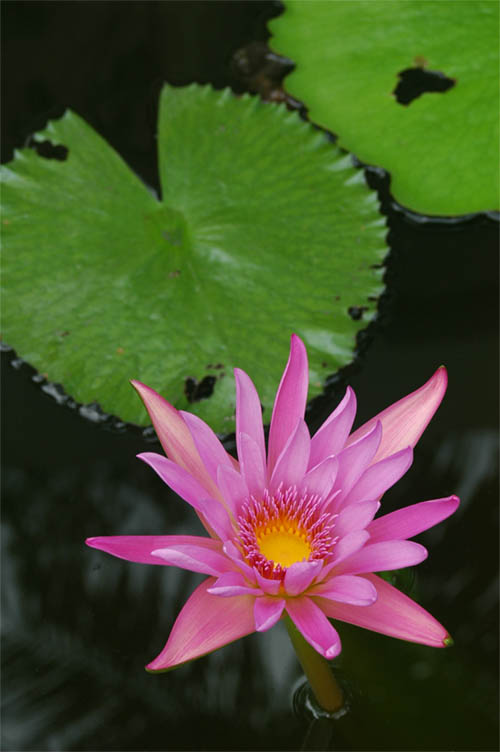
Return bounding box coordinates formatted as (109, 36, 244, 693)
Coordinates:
(269, 1, 499, 216)
(1, 84, 386, 431)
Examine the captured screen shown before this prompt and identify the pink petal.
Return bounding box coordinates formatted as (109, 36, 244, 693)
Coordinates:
(347, 367, 448, 464)
(222, 540, 257, 582)
(269, 418, 311, 493)
(284, 560, 323, 596)
(326, 530, 370, 571)
(254, 568, 282, 595)
(216, 464, 249, 516)
(367, 496, 460, 543)
(286, 597, 341, 659)
(315, 573, 452, 647)
(146, 578, 256, 671)
(340, 447, 413, 507)
(138, 451, 204, 504)
(319, 488, 341, 514)
(309, 387, 357, 468)
(207, 571, 261, 597)
(309, 574, 378, 605)
(181, 411, 235, 485)
(131, 381, 217, 496)
(138, 452, 233, 540)
(151, 543, 236, 576)
(193, 500, 235, 542)
(235, 368, 266, 473)
(333, 540, 428, 576)
(238, 432, 267, 499)
(85, 534, 222, 567)
(333, 421, 382, 507)
(267, 334, 309, 475)
(298, 456, 339, 501)
(334, 501, 380, 538)
(254, 596, 286, 631)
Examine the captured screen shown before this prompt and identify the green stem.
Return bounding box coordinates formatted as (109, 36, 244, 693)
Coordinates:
(284, 613, 344, 714)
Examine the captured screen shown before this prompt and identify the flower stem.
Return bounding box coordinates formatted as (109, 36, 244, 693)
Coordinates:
(284, 613, 344, 714)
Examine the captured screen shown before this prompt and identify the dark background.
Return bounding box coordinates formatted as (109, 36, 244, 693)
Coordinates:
(2, 2, 498, 750)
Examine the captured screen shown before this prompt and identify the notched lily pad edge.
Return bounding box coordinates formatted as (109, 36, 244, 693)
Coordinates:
(1, 275, 387, 451)
(284, 92, 498, 226)
(1, 342, 159, 443)
(361, 161, 500, 227)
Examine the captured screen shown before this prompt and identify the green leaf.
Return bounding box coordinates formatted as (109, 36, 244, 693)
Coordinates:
(1, 84, 386, 432)
(269, 1, 499, 216)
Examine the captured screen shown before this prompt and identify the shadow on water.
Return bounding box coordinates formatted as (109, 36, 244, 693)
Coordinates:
(1, 2, 499, 750)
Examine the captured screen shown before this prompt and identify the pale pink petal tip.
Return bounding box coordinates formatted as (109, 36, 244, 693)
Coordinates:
(130, 380, 215, 493)
(348, 365, 448, 463)
(145, 578, 256, 672)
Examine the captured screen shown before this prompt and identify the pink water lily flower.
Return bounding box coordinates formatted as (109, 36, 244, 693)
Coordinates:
(86, 335, 459, 671)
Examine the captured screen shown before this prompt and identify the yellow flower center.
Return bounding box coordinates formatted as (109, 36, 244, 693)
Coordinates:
(256, 520, 312, 568)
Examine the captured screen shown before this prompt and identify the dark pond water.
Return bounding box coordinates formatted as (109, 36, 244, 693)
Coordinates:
(2, 2, 499, 751)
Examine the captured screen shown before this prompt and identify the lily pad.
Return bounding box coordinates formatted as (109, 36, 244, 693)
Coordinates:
(269, 1, 499, 216)
(1, 84, 386, 432)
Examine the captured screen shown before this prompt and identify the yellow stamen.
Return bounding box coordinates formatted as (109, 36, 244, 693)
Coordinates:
(256, 521, 311, 568)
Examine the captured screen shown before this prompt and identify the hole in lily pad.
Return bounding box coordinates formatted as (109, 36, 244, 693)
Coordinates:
(393, 66, 456, 105)
(206, 363, 224, 370)
(184, 375, 217, 403)
(30, 139, 69, 160)
(348, 306, 369, 321)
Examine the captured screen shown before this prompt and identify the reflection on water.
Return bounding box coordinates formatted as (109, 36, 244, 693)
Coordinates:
(2, 421, 498, 751)
(433, 429, 498, 505)
(2, 456, 306, 750)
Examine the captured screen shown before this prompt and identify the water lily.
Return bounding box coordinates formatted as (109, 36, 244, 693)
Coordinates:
(86, 335, 458, 688)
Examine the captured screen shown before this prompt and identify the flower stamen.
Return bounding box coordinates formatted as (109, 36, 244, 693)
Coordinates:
(237, 485, 337, 580)
(256, 521, 312, 568)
